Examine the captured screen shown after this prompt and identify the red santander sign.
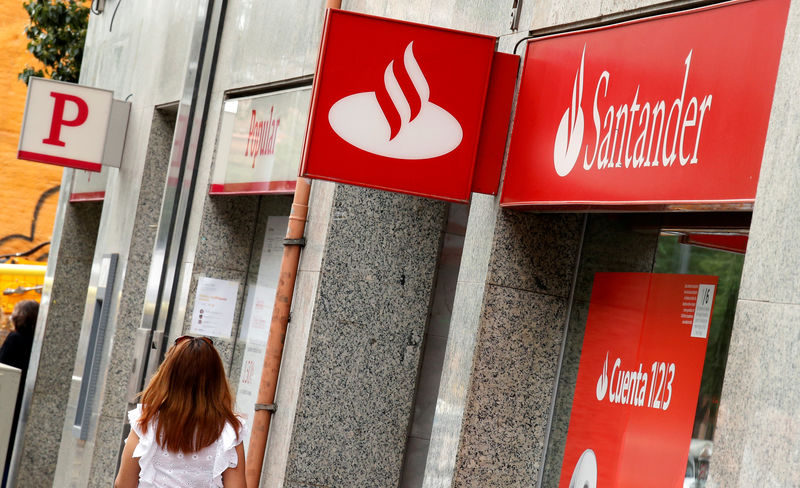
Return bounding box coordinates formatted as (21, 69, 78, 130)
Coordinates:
(300, 9, 496, 203)
(18, 77, 130, 172)
(502, 0, 790, 208)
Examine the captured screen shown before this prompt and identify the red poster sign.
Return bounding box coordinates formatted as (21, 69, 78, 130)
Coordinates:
(560, 273, 717, 488)
(300, 9, 496, 203)
(502, 0, 790, 209)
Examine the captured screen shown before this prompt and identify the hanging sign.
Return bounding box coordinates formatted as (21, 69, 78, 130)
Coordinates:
(501, 0, 790, 209)
(18, 77, 130, 172)
(559, 272, 717, 488)
(300, 9, 498, 203)
(210, 87, 311, 195)
(70, 168, 109, 202)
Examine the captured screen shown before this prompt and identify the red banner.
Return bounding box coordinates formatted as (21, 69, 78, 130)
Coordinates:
(502, 0, 790, 209)
(560, 273, 717, 488)
(300, 9, 497, 203)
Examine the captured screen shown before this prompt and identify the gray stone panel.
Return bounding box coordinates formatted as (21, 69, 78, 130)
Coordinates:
(400, 202, 467, 486)
(85, 109, 175, 487)
(194, 195, 260, 274)
(284, 483, 321, 488)
(709, 300, 800, 488)
(737, 0, 800, 304)
(710, 4, 800, 487)
(284, 185, 447, 488)
(56, 203, 105, 261)
(452, 285, 568, 488)
(487, 212, 582, 298)
(286, 318, 425, 484)
(16, 200, 101, 487)
(89, 415, 127, 487)
(17, 390, 76, 487)
(424, 204, 583, 488)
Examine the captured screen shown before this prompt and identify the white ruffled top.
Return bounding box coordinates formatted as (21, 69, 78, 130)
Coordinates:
(128, 405, 243, 488)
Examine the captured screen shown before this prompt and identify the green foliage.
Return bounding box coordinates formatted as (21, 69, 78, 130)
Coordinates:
(18, 0, 90, 84)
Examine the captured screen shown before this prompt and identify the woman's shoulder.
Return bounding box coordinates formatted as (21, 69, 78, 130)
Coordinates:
(127, 404, 155, 438)
(127, 403, 144, 423)
(219, 416, 245, 450)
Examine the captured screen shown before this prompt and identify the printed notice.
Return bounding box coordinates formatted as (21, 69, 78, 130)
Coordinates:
(190, 277, 239, 338)
(691, 284, 715, 338)
(234, 215, 287, 448)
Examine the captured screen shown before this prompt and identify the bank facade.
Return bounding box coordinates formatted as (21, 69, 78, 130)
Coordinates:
(7, 0, 800, 487)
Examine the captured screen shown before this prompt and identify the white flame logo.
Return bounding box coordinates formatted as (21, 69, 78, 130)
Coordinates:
(553, 46, 586, 177)
(596, 351, 609, 401)
(569, 449, 597, 488)
(328, 42, 463, 159)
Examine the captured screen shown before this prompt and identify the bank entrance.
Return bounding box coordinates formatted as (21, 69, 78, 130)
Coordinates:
(540, 213, 747, 488)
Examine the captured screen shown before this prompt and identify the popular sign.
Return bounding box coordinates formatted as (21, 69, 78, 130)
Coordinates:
(210, 87, 311, 195)
(501, 0, 790, 208)
(70, 168, 109, 202)
(300, 9, 497, 203)
(18, 77, 130, 172)
(559, 273, 717, 488)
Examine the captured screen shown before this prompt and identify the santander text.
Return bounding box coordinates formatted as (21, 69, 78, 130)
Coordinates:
(583, 51, 712, 171)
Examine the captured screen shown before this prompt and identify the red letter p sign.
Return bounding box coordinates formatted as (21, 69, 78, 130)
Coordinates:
(18, 77, 126, 172)
(43, 91, 89, 147)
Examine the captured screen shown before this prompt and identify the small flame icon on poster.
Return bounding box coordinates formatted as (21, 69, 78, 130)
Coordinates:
(569, 449, 597, 488)
(596, 352, 609, 401)
(553, 46, 586, 177)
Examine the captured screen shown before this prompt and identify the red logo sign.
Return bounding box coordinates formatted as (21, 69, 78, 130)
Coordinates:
(559, 273, 717, 488)
(300, 9, 496, 202)
(501, 0, 790, 208)
(18, 77, 129, 172)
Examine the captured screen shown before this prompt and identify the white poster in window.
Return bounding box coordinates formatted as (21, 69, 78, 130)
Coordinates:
(210, 87, 311, 194)
(235, 215, 288, 448)
(190, 277, 239, 338)
(70, 167, 109, 201)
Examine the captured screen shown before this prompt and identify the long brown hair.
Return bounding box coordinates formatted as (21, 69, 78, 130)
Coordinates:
(138, 336, 241, 453)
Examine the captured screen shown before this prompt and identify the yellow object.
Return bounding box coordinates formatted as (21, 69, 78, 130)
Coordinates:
(0, 262, 46, 327)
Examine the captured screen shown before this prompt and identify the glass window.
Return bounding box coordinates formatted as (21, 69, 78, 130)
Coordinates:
(541, 214, 744, 488)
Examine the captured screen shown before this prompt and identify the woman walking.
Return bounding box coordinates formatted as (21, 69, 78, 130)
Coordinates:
(115, 336, 245, 487)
